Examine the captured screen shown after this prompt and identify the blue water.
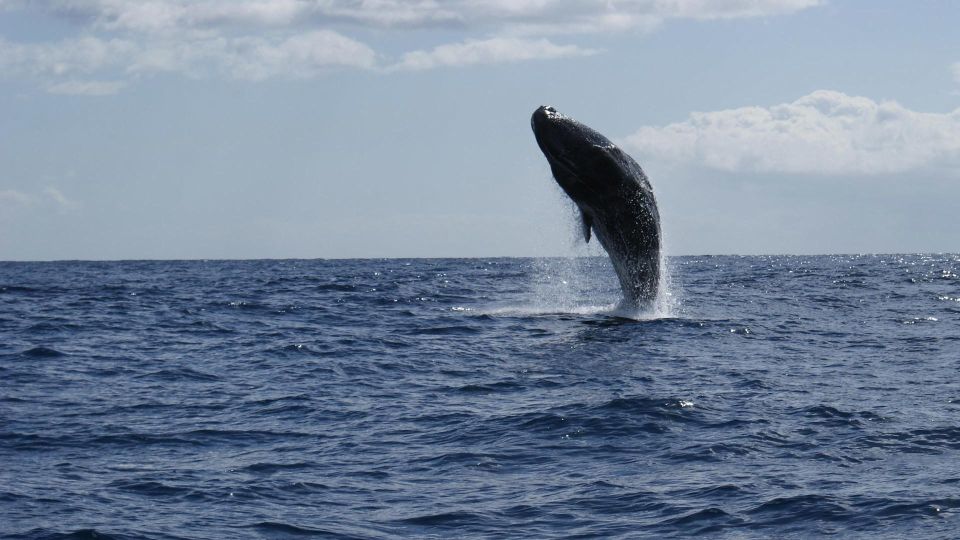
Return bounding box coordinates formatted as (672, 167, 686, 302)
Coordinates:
(2, 255, 959, 539)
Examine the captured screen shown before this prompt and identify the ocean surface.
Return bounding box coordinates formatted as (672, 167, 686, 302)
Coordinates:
(2, 255, 959, 539)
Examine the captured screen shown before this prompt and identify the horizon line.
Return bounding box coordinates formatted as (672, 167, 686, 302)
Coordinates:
(1, 252, 955, 264)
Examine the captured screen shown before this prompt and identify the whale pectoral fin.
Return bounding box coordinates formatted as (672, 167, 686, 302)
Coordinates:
(580, 210, 592, 243)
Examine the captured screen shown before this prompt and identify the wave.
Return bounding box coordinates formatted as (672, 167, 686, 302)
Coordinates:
(21, 346, 67, 358)
(4, 256, 960, 539)
(473, 302, 676, 321)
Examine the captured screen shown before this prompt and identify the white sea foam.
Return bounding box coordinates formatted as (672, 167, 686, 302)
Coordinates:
(480, 303, 618, 317)
(476, 248, 680, 321)
(474, 192, 679, 320)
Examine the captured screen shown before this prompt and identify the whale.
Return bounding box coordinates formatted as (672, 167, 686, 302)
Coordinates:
(531, 105, 661, 308)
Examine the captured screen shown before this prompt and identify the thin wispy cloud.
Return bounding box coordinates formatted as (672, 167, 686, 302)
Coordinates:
(0, 32, 377, 82)
(221, 31, 378, 79)
(389, 37, 597, 72)
(0, 187, 79, 213)
(43, 187, 79, 209)
(624, 90, 960, 175)
(0, 36, 137, 76)
(38, 0, 824, 33)
(0, 189, 32, 208)
(128, 30, 379, 79)
(45, 79, 126, 95)
(0, 0, 825, 92)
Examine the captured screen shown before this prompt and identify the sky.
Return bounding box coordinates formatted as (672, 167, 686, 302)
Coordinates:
(1, 0, 958, 260)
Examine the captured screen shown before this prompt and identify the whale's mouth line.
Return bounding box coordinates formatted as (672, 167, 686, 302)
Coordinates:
(533, 124, 585, 178)
(544, 149, 602, 203)
(536, 133, 605, 202)
(547, 148, 579, 175)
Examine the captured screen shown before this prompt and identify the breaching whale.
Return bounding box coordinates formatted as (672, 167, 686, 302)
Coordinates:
(531, 105, 661, 308)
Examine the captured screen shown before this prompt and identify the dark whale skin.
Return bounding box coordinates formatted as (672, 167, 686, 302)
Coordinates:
(531, 105, 661, 308)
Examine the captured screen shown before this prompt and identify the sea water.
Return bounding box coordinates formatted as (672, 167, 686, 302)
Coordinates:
(2, 255, 959, 538)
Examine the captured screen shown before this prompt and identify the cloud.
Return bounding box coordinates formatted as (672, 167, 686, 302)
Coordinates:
(50, 0, 316, 33)
(651, 0, 824, 20)
(0, 189, 32, 208)
(953, 62, 960, 86)
(389, 37, 597, 71)
(0, 36, 137, 76)
(219, 31, 378, 79)
(45, 79, 126, 95)
(0, 31, 376, 84)
(43, 187, 79, 209)
(38, 0, 824, 33)
(0, 187, 78, 212)
(624, 90, 960, 175)
(129, 30, 377, 79)
(0, 0, 824, 89)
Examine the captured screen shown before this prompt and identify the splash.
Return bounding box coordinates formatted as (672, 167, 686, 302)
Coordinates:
(481, 185, 679, 320)
(480, 303, 620, 318)
(652, 237, 681, 318)
(479, 251, 679, 321)
(530, 255, 616, 312)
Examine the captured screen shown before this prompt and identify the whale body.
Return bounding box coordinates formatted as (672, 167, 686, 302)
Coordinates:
(531, 105, 661, 308)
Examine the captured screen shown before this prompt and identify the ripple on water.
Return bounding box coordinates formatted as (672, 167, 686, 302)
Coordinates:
(20, 346, 66, 358)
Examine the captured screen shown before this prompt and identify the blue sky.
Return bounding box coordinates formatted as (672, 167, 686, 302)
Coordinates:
(1, 0, 958, 260)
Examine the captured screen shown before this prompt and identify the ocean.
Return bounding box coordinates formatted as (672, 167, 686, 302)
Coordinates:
(1, 255, 959, 539)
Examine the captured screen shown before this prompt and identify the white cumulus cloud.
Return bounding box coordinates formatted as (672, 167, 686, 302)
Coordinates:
(389, 37, 597, 71)
(624, 90, 960, 175)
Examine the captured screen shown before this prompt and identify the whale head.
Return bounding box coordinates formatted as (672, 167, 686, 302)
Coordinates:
(531, 105, 649, 213)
